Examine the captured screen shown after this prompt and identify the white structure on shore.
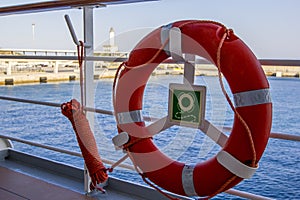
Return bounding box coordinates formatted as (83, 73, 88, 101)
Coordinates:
(103, 27, 118, 53)
(110, 27, 115, 46)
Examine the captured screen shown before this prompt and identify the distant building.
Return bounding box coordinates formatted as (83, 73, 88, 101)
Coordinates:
(102, 27, 118, 54)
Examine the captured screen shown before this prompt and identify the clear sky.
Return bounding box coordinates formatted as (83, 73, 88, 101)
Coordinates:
(0, 0, 299, 59)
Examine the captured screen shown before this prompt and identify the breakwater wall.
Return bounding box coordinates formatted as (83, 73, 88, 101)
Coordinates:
(0, 72, 78, 85)
(153, 64, 300, 77)
(262, 65, 300, 77)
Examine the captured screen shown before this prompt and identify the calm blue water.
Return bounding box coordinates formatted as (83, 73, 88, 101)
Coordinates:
(0, 76, 299, 199)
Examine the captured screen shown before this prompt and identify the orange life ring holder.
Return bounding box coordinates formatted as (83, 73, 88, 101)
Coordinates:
(113, 20, 272, 197)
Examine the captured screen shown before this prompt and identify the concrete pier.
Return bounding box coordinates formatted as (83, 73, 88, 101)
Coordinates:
(153, 64, 300, 77)
(0, 72, 79, 85)
(1, 64, 299, 85)
(192, 64, 300, 77)
(262, 65, 300, 77)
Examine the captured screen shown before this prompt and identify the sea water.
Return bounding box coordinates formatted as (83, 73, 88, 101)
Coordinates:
(0, 76, 299, 199)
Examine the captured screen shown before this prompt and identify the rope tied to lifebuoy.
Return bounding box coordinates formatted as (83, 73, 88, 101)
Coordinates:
(216, 28, 256, 167)
(208, 28, 258, 198)
(61, 41, 108, 192)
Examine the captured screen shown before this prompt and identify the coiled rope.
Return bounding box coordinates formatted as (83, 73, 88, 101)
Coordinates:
(61, 41, 108, 192)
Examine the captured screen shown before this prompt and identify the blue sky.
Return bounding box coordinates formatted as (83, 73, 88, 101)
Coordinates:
(0, 0, 299, 59)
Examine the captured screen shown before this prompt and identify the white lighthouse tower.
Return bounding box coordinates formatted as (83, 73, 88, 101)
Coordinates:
(103, 27, 118, 54)
(109, 27, 115, 47)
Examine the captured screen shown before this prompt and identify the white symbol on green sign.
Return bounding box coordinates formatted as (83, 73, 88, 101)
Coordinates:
(172, 89, 201, 124)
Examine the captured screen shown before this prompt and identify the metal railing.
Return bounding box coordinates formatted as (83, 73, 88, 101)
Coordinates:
(1, 1, 299, 197)
(1, 95, 299, 142)
(0, 92, 299, 199)
(1, 54, 300, 66)
(1, 53, 300, 200)
(1, 42, 299, 200)
(0, 96, 275, 200)
(0, 54, 128, 62)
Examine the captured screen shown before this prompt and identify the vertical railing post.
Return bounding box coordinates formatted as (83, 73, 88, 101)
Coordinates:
(64, 9, 96, 194)
(83, 6, 95, 194)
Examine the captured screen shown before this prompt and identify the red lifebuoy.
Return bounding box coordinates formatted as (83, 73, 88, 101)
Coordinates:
(113, 20, 272, 197)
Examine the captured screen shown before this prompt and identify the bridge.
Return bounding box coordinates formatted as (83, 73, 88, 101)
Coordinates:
(0, 48, 299, 85)
(0, 48, 128, 75)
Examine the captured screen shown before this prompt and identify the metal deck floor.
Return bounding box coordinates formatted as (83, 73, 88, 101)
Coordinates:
(0, 166, 92, 200)
(0, 149, 187, 200)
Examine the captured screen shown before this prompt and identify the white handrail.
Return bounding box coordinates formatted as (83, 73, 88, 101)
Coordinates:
(0, 54, 127, 62)
(0, 134, 82, 157)
(0, 133, 135, 171)
(1, 54, 300, 66)
(225, 189, 273, 200)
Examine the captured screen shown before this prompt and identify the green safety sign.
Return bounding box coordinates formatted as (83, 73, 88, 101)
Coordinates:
(169, 84, 206, 126)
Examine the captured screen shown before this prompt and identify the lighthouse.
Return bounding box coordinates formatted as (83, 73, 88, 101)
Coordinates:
(109, 27, 115, 47)
(103, 27, 118, 54)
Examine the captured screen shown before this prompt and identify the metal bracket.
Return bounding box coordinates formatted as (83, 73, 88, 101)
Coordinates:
(64, 14, 91, 47)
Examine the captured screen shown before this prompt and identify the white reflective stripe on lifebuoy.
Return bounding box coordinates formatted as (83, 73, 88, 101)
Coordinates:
(117, 110, 143, 124)
(233, 88, 271, 108)
(161, 23, 172, 55)
(169, 27, 184, 62)
(160, 24, 184, 61)
(216, 151, 258, 179)
(182, 164, 197, 196)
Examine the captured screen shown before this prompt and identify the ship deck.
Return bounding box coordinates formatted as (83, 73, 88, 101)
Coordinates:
(0, 149, 185, 200)
(0, 167, 92, 200)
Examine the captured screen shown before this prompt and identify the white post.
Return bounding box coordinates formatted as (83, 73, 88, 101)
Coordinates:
(83, 6, 95, 193)
(276, 71, 282, 77)
(32, 23, 35, 41)
(53, 61, 59, 74)
(109, 27, 115, 47)
(7, 61, 12, 75)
